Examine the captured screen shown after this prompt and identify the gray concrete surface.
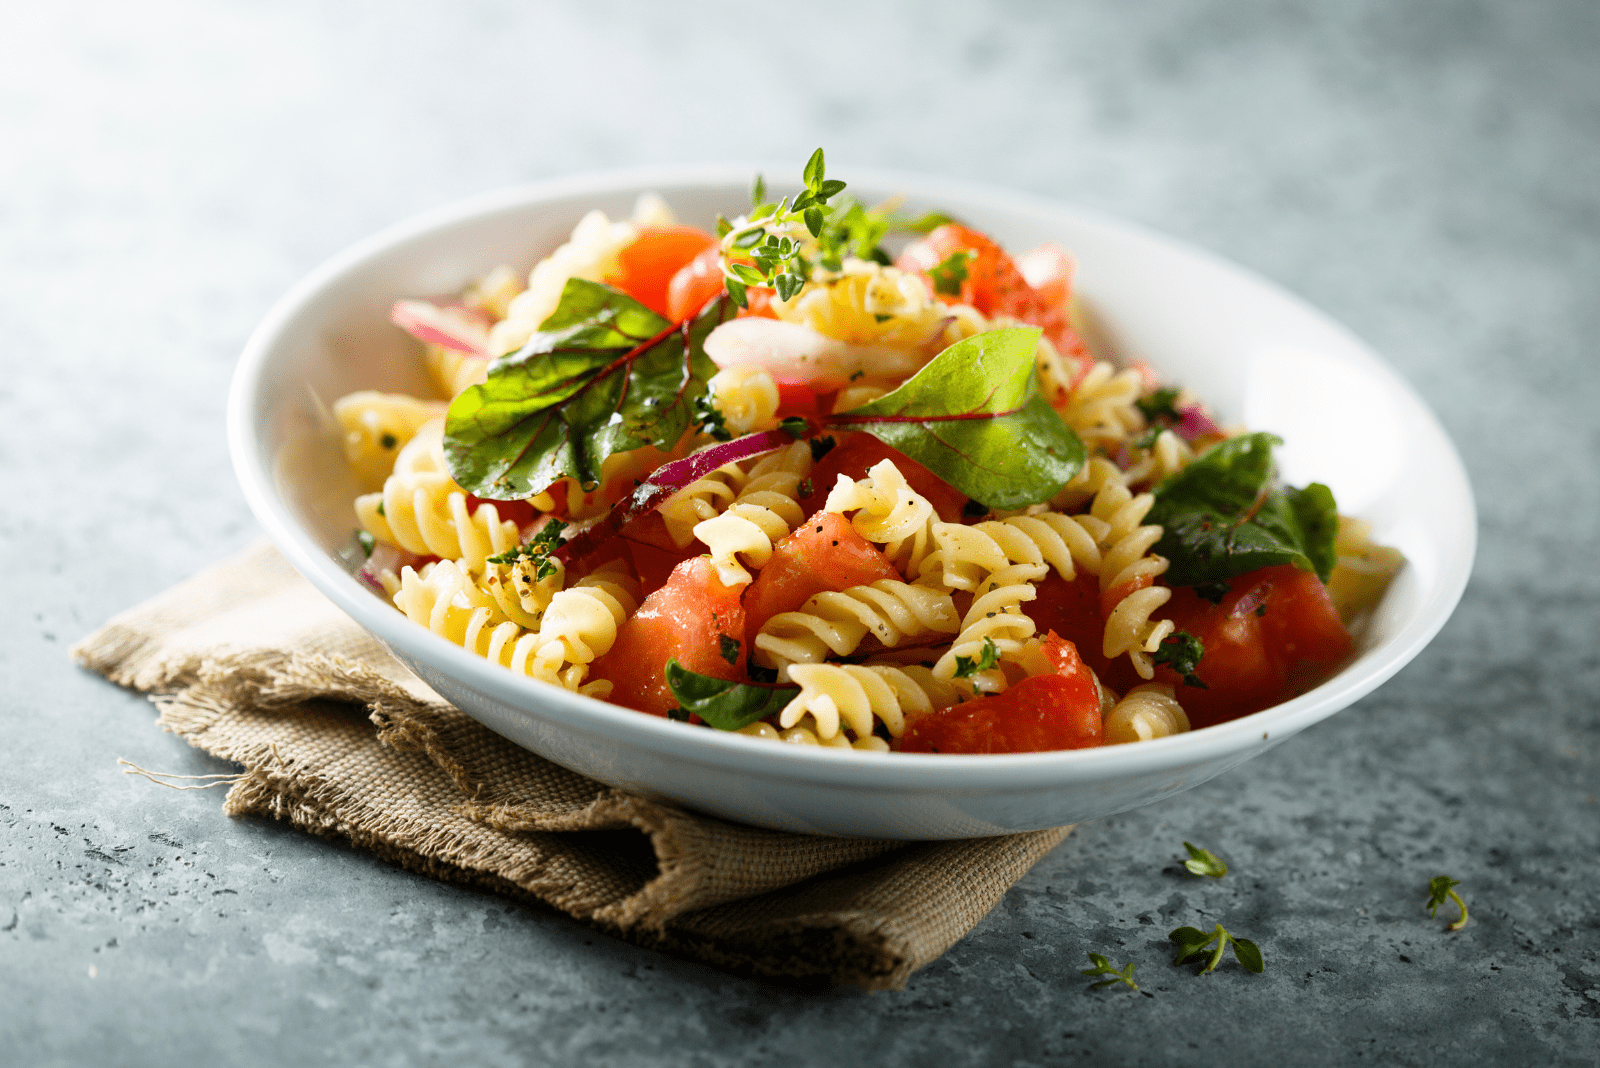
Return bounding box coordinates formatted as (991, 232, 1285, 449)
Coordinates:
(4, 1, 1597, 1064)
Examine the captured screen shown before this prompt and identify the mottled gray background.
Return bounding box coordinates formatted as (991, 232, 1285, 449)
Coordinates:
(4, 1, 1597, 1065)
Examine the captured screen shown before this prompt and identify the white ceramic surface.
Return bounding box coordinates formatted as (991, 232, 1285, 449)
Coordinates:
(227, 166, 1475, 840)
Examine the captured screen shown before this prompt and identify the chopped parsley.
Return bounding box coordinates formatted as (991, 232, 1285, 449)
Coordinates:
(953, 637, 1001, 679)
(928, 249, 974, 297)
(1153, 631, 1207, 689)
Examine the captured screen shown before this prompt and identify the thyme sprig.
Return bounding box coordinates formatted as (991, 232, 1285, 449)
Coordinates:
(1426, 876, 1469, 932)
(1081, 953, 1139, 991)
(1169, 923, 1264, 975)
(718, 148, 847, 307)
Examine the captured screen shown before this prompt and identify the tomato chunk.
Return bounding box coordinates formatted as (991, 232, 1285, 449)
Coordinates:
(611, 226, 718, 319)
(898, 638, 1103, 754)
(665, 242, 725, 323)
(895, 223, 1089, 370)
(797, 433, 969, 523)
(741, 511, 900, 640)
(591, 556, 746, 718)
(1028, 571, 1143, 695)
(1155, 565, 1352, 728)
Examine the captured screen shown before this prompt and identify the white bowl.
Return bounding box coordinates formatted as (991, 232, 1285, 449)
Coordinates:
(228, 166, 1475, 839)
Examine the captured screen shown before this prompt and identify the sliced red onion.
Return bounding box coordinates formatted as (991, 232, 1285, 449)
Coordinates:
(357, 541, 420, 595)
(1229, 580, 1273, 620)
(1176, 402, 1224, 443)
(552, 427, 805, 565)
(390, 299, 492, 357)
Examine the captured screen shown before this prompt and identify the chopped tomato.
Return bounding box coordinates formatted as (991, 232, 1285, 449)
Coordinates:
(741, 511, 900, 640)
(610, 226, 719, 319)
(796, 433, 969, 523)
(1014, 243, 1075, 309)
(1028, 571, 1143, 695)
(776, 382, 820, 422)
(665, 242, 725, 323)
(898, 636, 1103, 754)
(590, 556, 746, 718)
(1155, 565, 1352, 728)
(896, 223, 1090, 376)
(618, 512, 701, 597)
(665, 244, 780, 324)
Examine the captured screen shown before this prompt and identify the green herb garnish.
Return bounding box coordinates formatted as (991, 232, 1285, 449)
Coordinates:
(1169, 924, 1264, 975)
(1426, 876, 1469, 932)
(1182, 842, 1228, 878)
(664, 660, 798, 732)
(1136, 387, 1182, 423)
(355, 530, 376, 558)
(693, 393, 731, 441)
(928, 249, 973, 297)
(1081, 953, 1139, 991)
(486, 519, 568, 580)
(718, 634, 741, 666)
(1148, 432, 1338, 586)
(1152, 631, 1207, 689)
(719, 149, 848, 307)
(953, 637, 1001, 679)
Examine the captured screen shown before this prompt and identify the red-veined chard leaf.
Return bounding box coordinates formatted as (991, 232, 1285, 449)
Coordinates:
(443, 279, 734, 499)
(665, 659, 798, 732)
(825, 326, 1085, 510)
(1148, 432, 1339, 585)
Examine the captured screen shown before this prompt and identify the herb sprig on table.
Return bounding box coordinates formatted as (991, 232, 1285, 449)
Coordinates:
(1426, 876, 1469, 932)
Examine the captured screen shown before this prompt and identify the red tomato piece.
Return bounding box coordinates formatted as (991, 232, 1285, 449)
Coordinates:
(796, 433, 969, 523)
(1014, 242, 1075, 309)
(1154, 565, 1352, 728)
(1028, 572, 1143, 695)
(665, 242, 725, 323)
(610, 226, 718, 320)
(741, 511, 900, 640)
(590, 556, 746, 718)
(898, 669, 1103, 755)
(895, 223, 1090, 370)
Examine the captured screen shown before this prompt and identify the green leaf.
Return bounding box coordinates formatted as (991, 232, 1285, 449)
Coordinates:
(802, 147, 825, 189)
(355, 530, 376, 557)
(816, 178, 847, 200)
(886, 210, 957, 234)
(1232, 938, 1265, 973)
(1154, 632, 1207, 689)
(1182, 842, 1228, 878)
(750, 174, 766, 208)
(1168, 927, 1210, 965)
(443, 280, 732, 499)
(1426, 875, 1469, 930)
(664, 659, 799, 732)
(928, 249, 973, 296)
(1148, 432, 1340, 585)
(1080, 952, 1139, 991)
(828, 327, 1086, 509)
(1136, 387, 1182, 423)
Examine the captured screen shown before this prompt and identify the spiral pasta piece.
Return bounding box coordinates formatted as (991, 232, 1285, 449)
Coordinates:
(736, 716, 890, 751)
(1056, 459, 1176, 679)
(658, 463, 748, 548)
(1327, 516, 1405, 622)
(1060, 360, 1145, 453)
(332, 391, 448, 492)
(707, 365, 781, 435)
(779, 662, 961, 743)
(772, 260, 948, 348)
(356, 471, 521, 575)
(1121, 428, 1196, 488)
(924, 514, 1103, 593)
(931, 583, 1039, 691)
(422, 345, 489, 400)
(691, 442, 813, 586)
(1103, 683, 1191, 744)
(823, 457, 942, 578)
(530, 560, 641, 668)
(754, 580, 960, 679)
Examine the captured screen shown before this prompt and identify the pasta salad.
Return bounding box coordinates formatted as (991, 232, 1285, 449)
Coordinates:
(336, 152, 1403, 755)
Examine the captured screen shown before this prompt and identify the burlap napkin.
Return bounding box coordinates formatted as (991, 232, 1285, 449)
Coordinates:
(73, 541, 1070, 989)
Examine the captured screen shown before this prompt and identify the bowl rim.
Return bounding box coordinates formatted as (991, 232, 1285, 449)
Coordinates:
(227, 163, 1477, 789)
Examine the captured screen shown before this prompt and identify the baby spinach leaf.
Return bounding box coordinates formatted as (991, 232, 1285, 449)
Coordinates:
(443, 280, 734, 500)
(827, 327, 1085, 510)
(664, 659, 799, 732)
(1148, 432, 1338, 585)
